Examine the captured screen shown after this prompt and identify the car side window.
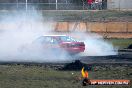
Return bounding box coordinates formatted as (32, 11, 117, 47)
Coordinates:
(52, 38, 59, 44)
(45, 37, 58, 44)
(34, 36, 59, 44)
(34, 36, 52, 44)
(45, 37, 52, 42)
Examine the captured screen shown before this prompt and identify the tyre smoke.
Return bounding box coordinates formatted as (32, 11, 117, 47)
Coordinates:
(71, 33, 117, 56)
(0, 10, 117, 63)
(0, 10, 71, 62)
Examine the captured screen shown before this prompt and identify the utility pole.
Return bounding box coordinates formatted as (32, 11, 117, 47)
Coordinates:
(119, 0, 121, 11)
(16, 0, 18, 9)
(56, 0, 58, 10)
(26, 0, 27, 11)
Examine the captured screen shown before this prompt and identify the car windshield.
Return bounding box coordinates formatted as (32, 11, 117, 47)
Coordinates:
(60, 36, 77, 42)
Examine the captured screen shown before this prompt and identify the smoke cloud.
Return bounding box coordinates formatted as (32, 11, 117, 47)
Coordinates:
(73, 33, 117, 56)
(0, 10, 72, 62)
(0, 10, 117, 63)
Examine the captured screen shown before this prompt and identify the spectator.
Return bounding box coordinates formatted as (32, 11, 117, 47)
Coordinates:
(95, 0, 99, 10)
(98, 0, 102, 10)
(87, 0, 93, 9)
(102, 0, 107, 9)
(91, 0, 95, 10)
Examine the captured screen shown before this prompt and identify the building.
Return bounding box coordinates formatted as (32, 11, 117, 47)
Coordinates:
(107, 0, 132, 10)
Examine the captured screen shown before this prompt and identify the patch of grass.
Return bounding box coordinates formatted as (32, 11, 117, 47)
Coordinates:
(0, 64, 131, 88)
(105, 39, 132, 49)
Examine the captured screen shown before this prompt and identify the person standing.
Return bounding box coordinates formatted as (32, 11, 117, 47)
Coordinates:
(102, 0, 107, 9)
(95, 0, 99, 10)
(87, 0, 93, 9)
(98, 0, 102, 10)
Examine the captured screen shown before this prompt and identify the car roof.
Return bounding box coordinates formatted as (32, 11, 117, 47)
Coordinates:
(42, 35, 68, 37)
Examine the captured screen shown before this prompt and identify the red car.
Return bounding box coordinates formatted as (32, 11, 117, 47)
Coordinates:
(33, 35, 85, 54)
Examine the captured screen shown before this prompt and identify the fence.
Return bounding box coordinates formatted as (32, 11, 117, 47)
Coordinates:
(0, 0, 107, 10)
(0, 3, 85, 10)
(0, 0, 132, 10)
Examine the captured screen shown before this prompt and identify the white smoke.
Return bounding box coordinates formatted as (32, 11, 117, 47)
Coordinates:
(0, 10, 71, 62)
(54, 32, 117, 56)
(69, 32, 117, 56)
(79, 33, 117, 56)
(0, 10, 117, 63)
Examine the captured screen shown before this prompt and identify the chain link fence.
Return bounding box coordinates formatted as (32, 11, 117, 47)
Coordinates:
(0, 0, 108, 10)
(0, 0, 131, 22)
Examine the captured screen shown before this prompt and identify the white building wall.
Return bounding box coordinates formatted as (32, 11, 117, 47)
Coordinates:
(107, 0, 132, 10)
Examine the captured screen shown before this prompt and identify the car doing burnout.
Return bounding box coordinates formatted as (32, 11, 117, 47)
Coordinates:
(33, 35, 85, 54)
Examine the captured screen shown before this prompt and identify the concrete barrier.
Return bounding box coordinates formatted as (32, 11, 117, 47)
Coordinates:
(55, 22, 132, 33)
(55, 22, 69, 32)
(88, 22, 106, 32)
(68, 22, 87, 32)
(0, 21, 131, 33)
(106, 22, 127, 32)
(127, 22, 132, 32)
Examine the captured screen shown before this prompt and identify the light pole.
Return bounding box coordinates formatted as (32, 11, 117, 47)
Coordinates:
(119, 0, 121, 11)
(56, 0, 58, 10)
(16, 0, 18, 9)
(26, 0, 27, 11)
